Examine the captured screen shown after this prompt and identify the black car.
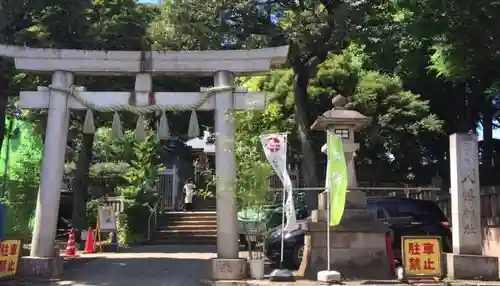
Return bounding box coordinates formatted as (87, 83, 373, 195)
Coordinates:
(263, 198, 452, 269)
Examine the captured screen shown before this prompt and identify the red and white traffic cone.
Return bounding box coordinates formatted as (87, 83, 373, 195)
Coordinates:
(65, 228, 76, 257)
(84, 227, 96, 254)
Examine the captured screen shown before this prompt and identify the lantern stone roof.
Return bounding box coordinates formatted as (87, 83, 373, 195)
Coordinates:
(310, 95, 371, 131)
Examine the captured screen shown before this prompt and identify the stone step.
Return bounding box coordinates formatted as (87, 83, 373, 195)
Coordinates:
(149, 239, 216, 245)
(150, 234, 217, 245)
(161, 219, 217, 224)
(159, 218, 217, 226)
(159, 224, 217, 231)
(159, 221, 217, 229)
(161, 212, 216, 219)
(161, 215, 217, 220)
(160, 215, 217, 224)
(152, 211, 219, 245)
(155, 229, 217, 236)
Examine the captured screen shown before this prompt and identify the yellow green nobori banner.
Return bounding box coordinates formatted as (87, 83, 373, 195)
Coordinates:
(326, 132, 348, 226)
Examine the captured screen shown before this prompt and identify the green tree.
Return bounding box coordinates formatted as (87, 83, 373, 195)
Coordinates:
(117, 130, 162, 244)
(242, 47, 442, 183)
(360, 1, 500, 170)
(150, 0, 379, 207)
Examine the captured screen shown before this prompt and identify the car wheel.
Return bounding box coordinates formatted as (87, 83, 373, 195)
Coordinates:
(292, 244, 304, 269)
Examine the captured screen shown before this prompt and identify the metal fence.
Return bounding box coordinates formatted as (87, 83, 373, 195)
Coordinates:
(103, 196, 125, 214)
(269, 167, 300, 189)
(157, 166, 179, 210)
(270, 185, 500, 227)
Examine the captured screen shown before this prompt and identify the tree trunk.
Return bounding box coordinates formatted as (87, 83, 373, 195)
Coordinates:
(71, 133, 94, 242)
(293, 70, 319, 211)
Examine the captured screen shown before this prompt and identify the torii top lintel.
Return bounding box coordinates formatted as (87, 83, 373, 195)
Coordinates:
(0, 45, 289, 75)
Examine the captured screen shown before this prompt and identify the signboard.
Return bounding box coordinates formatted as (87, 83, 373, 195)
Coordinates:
(97, 206, 116, 231)
(401, 236, 442, 278)
(0, 239, 21, 278)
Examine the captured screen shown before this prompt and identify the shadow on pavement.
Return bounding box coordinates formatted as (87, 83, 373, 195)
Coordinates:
(56, 245, 217, 286)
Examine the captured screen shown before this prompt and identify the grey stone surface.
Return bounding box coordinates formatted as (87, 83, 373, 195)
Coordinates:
(211, 258, 247, 280)
(299, 191, 391, 281)
(299, 224, 391, 280)
(317, 190, 367, 211)
(19, 256, 64, 278)
(55, 245, 217, 285)
(445, 253, 499, 280)
(311, 209, 376, 224)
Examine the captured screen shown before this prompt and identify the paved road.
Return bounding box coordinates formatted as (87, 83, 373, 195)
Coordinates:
(10, 245, 500, 286)
(57, 245, 218, 286)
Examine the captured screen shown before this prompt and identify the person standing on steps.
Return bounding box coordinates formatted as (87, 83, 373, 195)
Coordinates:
(183, 178, 196, 212)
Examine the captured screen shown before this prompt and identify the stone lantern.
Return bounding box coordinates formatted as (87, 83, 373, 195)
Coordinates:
(311, 94, 370, 208)
(298, 95, 391, 280)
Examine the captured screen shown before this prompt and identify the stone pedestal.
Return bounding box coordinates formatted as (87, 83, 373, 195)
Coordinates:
(20, 246, 63, 278)
(298, 190, 391, 280)
(446, 134, 499, 280)
(317, 189, 366, 211)
(19, 256, 64, 278)
(444, 253, 499, 280)
(211, 258, 247, 280)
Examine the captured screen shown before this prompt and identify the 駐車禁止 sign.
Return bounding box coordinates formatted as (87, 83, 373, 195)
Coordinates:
(401, 236, 442, 278)
(0, 239, 21, 278)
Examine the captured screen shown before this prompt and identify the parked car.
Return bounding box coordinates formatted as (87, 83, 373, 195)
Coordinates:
(263, 198, 452, 269)
(238, 192, 309, 246)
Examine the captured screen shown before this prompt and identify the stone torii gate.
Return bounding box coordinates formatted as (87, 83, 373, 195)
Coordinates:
(0, 45, 288, 279)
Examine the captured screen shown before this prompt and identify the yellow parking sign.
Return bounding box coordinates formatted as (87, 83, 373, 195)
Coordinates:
(401, 236, 442, 278)
(0, 239, 21, 278)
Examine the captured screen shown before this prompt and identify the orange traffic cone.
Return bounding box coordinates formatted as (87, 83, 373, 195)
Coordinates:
(64, 228, 76, 257)
(83, 227, 95, 253)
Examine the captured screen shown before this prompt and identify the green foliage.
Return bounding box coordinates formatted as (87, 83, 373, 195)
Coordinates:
(5, 0, 500, 226)
(264, 192, 309, 230)
(2, 134, 42, 237)
(86, 197, 104, 228)
(116, 131, 162, 245)
(234, 111, 274, 196)
(203, 110, 274, 210)
(240, 47, 442, 182)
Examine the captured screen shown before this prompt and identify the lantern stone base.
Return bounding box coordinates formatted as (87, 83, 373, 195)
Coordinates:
(444, 253, 499, 281)
(19, 256, 64, 278)
(298, 220, 392, 280)
(211, 258, 247, 280)
(299, 191, 392, 281)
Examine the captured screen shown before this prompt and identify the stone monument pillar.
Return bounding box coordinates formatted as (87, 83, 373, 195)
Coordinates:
(445, 133, 499, 280)
(298, 95, 392, 280)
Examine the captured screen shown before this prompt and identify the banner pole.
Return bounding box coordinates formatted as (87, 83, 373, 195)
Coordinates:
(327, 185, 331, 271)
(280, 187, 286, 268)
(261, 133, 295, 281)
(326, 132, 331, 272)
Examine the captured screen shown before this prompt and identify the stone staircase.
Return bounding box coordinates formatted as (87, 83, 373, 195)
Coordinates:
(151, 211, 217, 245)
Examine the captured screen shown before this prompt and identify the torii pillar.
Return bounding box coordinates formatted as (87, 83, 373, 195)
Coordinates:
(0, 45, 289, 279)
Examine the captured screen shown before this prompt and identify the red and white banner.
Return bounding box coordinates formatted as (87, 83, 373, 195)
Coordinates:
(260, 134, 298, 232)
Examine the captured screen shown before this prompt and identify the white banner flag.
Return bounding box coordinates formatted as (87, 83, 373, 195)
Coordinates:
(260, 133, 298, 232)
